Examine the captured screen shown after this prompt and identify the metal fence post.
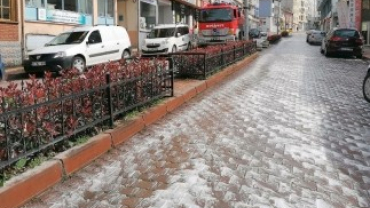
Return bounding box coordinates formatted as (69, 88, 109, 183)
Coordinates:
(233, 45, 236, 62)
(221, 48, 224, 67)
(203, 54, 207, 80)
(105, 73, 114, 128)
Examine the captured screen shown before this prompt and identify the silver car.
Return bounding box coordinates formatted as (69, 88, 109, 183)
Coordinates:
(307, 30, 325, 44)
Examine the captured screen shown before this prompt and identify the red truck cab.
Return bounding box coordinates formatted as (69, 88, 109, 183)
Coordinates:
(197, 2, 244, 44)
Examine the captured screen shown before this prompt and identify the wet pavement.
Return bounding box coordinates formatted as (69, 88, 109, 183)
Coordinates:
(23, 33, 370, 208)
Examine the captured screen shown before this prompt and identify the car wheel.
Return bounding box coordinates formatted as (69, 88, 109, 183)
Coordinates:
(363, 73, 370, 103)
(324, 47, 330, 57)
(356, 54, 363, 59)
(122, 50, 131, 60)
(320, 46, 324, 54)
(172, 45, 177, 53)
(71, 56, 85, 73)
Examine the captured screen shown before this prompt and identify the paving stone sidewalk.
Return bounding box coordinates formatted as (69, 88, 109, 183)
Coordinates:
(22, 35, 370, 208)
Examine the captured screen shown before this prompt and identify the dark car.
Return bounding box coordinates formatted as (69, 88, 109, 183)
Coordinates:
(320, 28, 364, 58)
(249, 28, 261, 39)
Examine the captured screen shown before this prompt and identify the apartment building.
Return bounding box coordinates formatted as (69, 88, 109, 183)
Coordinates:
(0, 0, 22, 67)
(259, 0, 283, 34)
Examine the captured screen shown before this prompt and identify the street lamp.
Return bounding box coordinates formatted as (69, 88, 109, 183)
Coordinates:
(275, 0, 282, 35)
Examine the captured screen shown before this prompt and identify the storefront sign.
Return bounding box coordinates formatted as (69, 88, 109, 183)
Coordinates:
(38, 8, 46, 20)
(39, 9, 86, 24)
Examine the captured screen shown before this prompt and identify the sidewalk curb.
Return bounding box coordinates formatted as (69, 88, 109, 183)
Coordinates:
(0, 52, 259, 208)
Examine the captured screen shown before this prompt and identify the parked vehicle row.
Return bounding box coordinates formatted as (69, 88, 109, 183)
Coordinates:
(309, 28, 364, 59)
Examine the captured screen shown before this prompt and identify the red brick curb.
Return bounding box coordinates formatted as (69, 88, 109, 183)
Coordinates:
(142, 103, 168, 126)
(181, 87, 198, 102)
(166, 96, 186, 112)
(0, 161, 63, 208)
(106, 116, 145, 146)
(0, 52, 259, 208)
(54, 134, 112, 175)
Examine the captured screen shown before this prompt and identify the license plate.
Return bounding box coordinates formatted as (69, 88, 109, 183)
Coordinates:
(340, 48, 353, 52)
(147, 48, 157, 51)
(31, 61, 46, 66)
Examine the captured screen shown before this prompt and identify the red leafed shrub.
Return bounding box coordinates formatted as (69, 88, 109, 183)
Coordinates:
(173, 40, 256, 79)
(0, 57, 170, 169)
(267, 34, 282, 43)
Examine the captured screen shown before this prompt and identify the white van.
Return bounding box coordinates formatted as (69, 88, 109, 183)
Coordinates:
(141, 24, 191, 55)
(24, 25, 132, 73)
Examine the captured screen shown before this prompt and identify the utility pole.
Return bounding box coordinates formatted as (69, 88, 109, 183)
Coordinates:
(244, 0, 249, 40)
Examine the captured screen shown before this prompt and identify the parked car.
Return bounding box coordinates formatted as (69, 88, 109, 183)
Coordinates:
(363, 64, 370, 102)
(249, 28, 261, 39)
(255, 32, 269, 49)
(307, 30, 325, 44)
(24, 25, 132, 73)
(320, 28, 364, 58)
(141, 24, 191, 56)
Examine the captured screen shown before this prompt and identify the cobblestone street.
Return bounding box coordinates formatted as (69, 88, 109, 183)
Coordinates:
(23, 33, 370, 208)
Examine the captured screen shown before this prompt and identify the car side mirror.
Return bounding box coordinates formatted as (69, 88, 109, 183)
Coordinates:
(176, 33, 181, 37)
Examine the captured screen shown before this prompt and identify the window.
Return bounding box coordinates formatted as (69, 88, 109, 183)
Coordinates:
(140, 2, 156, 29)
(0, 0, 16, 21)
(45, 0, 82, 12)
(26, 0, 45, 8)
(88, 31, 102, 44)
(98, 0, 114, 17)
(64, 0, 77, 12)
(79, 0, 92, 14)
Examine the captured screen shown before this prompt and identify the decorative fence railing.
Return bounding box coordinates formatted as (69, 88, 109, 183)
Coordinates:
(170, 41, 256, 80)
(0, 58, 173, 171)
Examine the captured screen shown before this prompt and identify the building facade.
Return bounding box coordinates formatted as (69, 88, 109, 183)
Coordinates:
(0, 0, 22, 67)
(259, 0, 282, 34)
(23, 0, 116, 53)
(362, 0, 370, 45)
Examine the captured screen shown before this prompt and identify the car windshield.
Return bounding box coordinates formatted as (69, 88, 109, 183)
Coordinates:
(46, 31, 89, 46)
(148, 28, 175, 38)
(333, 30, 359, 38)
(199, 8, 233, 22)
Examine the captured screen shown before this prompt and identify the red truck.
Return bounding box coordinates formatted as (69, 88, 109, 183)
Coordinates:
(197, 2, 245, 45)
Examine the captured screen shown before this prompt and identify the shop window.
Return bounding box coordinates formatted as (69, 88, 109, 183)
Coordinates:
(140, 2, 156, 30)
(45, 0, 79, 12)
(0, 0, 16, 21)
(64, 0, 77, 12)
(98, 0, 114, 17)
(79, 0, 92, 14)
(26, 0, 45, 8)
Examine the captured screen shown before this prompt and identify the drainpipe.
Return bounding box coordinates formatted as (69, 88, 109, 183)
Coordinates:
(20, 0, 25, 63)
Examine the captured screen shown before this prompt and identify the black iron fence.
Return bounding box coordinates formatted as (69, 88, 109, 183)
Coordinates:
(170, 41, 256, 80)
(0, 58, 173, 170)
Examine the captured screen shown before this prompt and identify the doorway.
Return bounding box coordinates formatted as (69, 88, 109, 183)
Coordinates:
(362, 22, 370, 45)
